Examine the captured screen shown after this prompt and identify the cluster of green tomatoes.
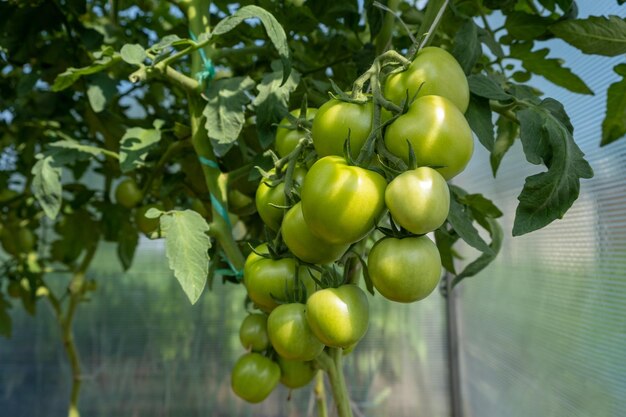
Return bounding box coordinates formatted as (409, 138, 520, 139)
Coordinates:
(232, 47, 473, 403)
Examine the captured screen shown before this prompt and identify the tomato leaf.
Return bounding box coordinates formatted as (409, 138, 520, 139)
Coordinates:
(467, 74, 512, 102)
(452, 217, 502, 287)
(549, 15, 626, 57)
(435, 227, 458, 275)
(86, 73, 117, 113)
(212, 5, 291, 84)
(505, 11, 553, 41)
(203, 76, 255, 157)
(117, 220, 139, 271)
(31, 156, 62, 220)
(465, 95, 494, 151)
(160, 210, 212, 304)
(601, 63, 626, 146)
(452, 20, 481, 75)
(490, 116, 519, 177)
(0, 294, 12, 338)
(52, 46, 118, 91)
(509, 42, 593, 95)
(119, 122, 163, 173)
(120, 43, 147, 65)
(253, 66, 300, 149)
(513, 98, 593, 236)
(448, 187, 493, 255)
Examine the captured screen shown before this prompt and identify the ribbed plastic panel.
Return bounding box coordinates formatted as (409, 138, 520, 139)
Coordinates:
(453, 4, 626, 417)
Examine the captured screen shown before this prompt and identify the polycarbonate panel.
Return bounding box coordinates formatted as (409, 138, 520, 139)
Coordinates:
(453, 4, 626, 417)
(0, 237, 451, 417)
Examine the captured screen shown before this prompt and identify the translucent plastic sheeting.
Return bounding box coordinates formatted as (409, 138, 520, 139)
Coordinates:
(453, 4, 626, 417)
(0, 238, 451, 417)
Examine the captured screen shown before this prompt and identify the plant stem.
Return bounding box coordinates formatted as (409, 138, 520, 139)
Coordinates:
(324, 348, 354, 417)
(375, 0, 401, 55)
(315, 371, 328, 417)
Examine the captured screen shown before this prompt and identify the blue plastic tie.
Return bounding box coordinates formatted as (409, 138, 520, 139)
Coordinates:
(188, 30, 216, 87)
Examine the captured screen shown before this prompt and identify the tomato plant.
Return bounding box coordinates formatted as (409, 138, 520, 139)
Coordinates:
(231, 353, 281, 403)
(300, 156, 386, 245)
(311, 99, 373, 158)
(281, 202, 349, 264)
(305, 285, 370, 348)
(275, 108, 318, 158)
(255, 166, 306, 231)
(368, 236, 442, 303)
(385, 167, 450, 235)
(384, 46, 470, 112)
(267, 303, 325, 361)
(384, 95, 474, 180)
(239, 313, 270, 352)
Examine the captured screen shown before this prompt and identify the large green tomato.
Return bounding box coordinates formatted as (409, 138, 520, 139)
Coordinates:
(239, 313, 270, 352)
(305, 285, 369, 348)
(244, 249, 316, 312)
(368, 236, 442, 303)
(384, 46, 469, 113)
(300, 156, 386, 245)
(267, 303, 325, 361)
(282, 202, 349, 264)
(385, 167, 450, 235)
(384, 95, 473, 180)
(275, 108, 317, 158)
(255, 166, 306, 230)
(115, 178, 143, 208)
(231, 353, 280, 403)
(311, 99, 373, 158)
(277, 357, 317, 389)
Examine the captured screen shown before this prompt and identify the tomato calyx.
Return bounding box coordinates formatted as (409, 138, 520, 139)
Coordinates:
(376, 212, 424, 240)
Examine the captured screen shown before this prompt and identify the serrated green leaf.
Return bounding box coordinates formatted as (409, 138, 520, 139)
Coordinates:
(253, 67, 300, 149)
(452, 20, 481, 75)
(452, 217, 502, 287)
(459, 193, 503, 219)
(490, 116, 518, 176)
(86, 74, 117, 113)
(448, 188, 493, 254)
(509, 42, 593, 95)
(466, 95, 494, 151)
(31, 156, 62, 219)
(435, 228, 459, 275)
(550, 15, 626, 57)
(213, 5, 291, 84)
(0, 294, 12, 338)
(477, 27, 504, 58)
(160, 210, 212, 304)
(513, 98, 594, 235)
(117, 220, 139, 271)
(601, 63, 626, 146)
(120, 44, 147, 65)
(119, 125, 162, 172)
(52, 47, 119, 92)
(145, 207, 164, 219)
(505, 11, 553, 40)
(467, 74, 512, 101)
(203, 76, 255, 157)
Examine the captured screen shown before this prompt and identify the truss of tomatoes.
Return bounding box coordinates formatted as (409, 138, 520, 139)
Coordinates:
(232, 47, 472, 403)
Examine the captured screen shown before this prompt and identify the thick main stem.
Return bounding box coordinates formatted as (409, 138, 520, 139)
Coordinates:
(315, 370, 328, 417)
(325, 348, 353, 417)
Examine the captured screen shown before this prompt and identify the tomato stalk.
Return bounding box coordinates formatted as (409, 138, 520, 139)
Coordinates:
(185, 1, 245, 273)
(316, 349, 354, 417)
(314, 370, 328, 417)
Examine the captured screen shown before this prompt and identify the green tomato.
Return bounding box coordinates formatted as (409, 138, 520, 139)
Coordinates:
(385, 167, 450, 235)
(231, 353, 280, 403)
(282, 202, 349, 264)
(384, 46, 469, 113)
(384, 95, 473, 180)
(115, 178, 143, 208)
(1, 226, 35, 256)
(368, 236, 442, 303)
(305, 285, 369, 348)
(277, 357, 317, 389)
(267, 303, 325, 361)
(255, 167, 307, 231)
(134, 204, 164, 235)
(300, 156, 386, 245)
(239, 313, 270, 352)
(275, 108, 318, 158)
(311, 99, 373, 158)
(244, 251, 316, 312)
